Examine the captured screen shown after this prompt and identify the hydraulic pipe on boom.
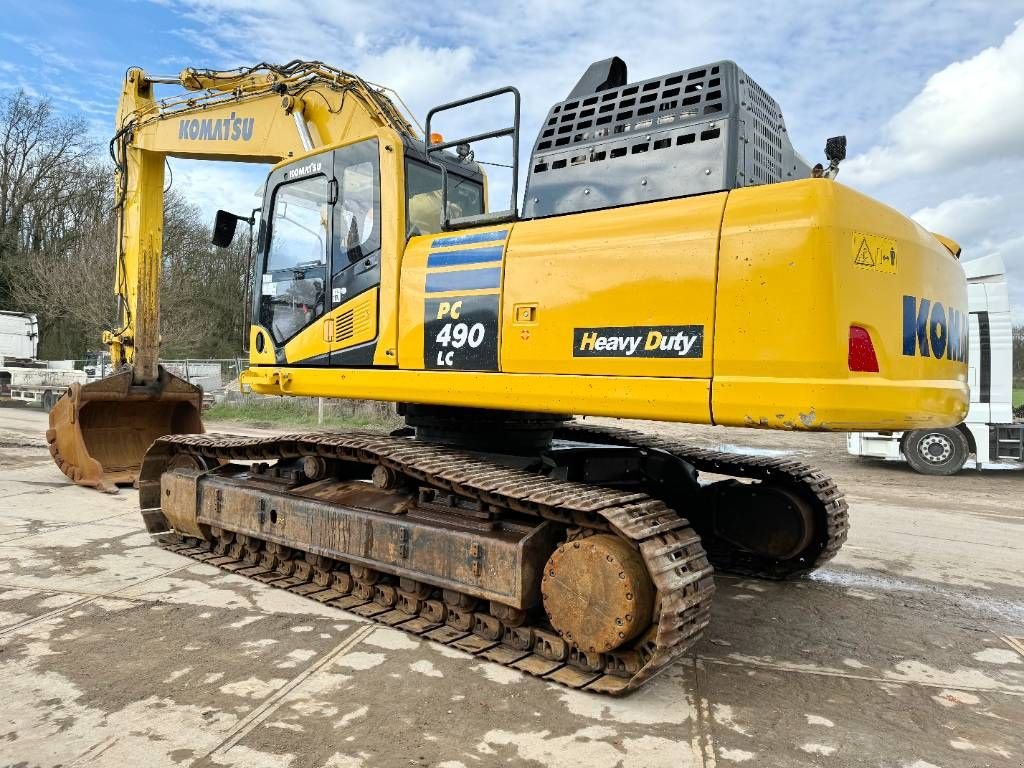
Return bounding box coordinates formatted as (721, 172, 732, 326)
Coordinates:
(47, 61, 416, 491)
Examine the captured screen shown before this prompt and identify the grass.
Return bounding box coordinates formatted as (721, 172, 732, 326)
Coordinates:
(204, 397, 399, 431)
(203, 386, 1024, 427)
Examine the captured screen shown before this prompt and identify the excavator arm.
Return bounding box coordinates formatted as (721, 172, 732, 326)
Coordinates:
(47, 61, 416, 491)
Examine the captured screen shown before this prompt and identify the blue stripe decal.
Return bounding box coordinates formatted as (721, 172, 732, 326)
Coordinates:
(425, 267, 501, 294)
(427, 245, 505, 268)
(430, 230, 508, 248)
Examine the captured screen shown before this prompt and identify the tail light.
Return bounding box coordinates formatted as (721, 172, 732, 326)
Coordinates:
(848, 326, 879, 372)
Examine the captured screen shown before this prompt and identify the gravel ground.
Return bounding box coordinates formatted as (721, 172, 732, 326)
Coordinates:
(1, 405, 1021, 768)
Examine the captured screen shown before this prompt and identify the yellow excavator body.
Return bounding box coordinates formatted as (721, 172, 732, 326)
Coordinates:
(46, 57, 970, 693)
(46, 60, 968, 490)
(243, 171, 966, 432)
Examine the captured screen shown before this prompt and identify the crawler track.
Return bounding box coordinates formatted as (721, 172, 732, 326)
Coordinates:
(140, 431, 716, 695)
(555, 423, 850, 579)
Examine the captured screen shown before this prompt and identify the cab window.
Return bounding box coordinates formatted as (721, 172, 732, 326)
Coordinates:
(406, 160, 485, 236)
(260, 174, 330, 343)
(334, 139, 381, 272)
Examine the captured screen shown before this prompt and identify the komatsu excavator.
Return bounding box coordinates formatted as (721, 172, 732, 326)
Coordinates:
(47, 58, 968, 694)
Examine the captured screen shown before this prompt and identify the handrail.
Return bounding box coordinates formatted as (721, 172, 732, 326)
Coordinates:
(424, 86, 520, 231)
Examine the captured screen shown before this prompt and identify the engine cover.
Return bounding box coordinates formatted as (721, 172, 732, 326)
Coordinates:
(523, 59, 810, 219)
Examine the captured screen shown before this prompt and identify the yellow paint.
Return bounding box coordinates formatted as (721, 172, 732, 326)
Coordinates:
(106, 63, 411, 384)
(281, 311, 331, 364)
(246, 178, 967, 433)
(418, 288, 501, 300)
(248, 324, 276, 365)
(500, 195, 724, 378)
(276, 288, 379, 365)
(712, 179, 968, 429)
(513, 304, 537, 324)
(372, 131, 404, 366)
(242, 366, 711, 424)
(334, 288, 378, 353)
(931, 233, 962, 257)
(107, 61, 968, 435)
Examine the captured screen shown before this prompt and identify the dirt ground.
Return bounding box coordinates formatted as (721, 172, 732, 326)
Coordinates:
(1, 405, 1021, 768)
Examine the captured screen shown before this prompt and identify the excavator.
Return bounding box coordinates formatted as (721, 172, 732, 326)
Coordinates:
(47, 58, 968, 694)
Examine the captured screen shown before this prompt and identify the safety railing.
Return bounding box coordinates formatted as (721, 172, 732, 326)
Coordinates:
(424, 86, 521, 231)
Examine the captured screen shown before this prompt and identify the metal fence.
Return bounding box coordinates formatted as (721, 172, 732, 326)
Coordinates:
(55, 357, 398, 427)
(59, 357, 245, 392)
(167, 359, 397, 427)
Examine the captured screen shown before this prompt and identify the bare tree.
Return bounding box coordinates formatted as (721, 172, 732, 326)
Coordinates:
(160, 190, 250, 358)
(5, 199, 117, 358)
(0, 91, 91, 306)
(1, 91, 249, 360)
(8, 184, 250, 359)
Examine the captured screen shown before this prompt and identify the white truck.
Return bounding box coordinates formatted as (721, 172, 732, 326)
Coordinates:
(0, 310, 38, 358)
(0, 310, 86, 411)
(847, 254, 1023, 473)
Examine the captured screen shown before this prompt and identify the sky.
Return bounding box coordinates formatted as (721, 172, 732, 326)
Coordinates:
(1, 0, 1022, 318)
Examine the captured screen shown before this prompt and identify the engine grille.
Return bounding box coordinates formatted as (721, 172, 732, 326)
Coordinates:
(335, 304, 372, 343)
(523, 60, 809, 219)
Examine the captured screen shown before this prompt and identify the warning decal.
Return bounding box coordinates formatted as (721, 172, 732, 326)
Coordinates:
(853, 232, 898, 274)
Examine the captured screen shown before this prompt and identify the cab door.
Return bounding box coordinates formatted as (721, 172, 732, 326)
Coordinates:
(328, 139, 382, 367)
(256, 157, 334, 366)
(251, 141, 385, 368)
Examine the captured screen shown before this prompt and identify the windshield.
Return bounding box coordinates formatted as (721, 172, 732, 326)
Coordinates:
(261, 174, 330, 343)
(267, 176, 330, 271)
(406, 160, 484, 236)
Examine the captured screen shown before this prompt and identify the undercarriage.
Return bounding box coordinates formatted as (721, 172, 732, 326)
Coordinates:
(139, 408, 848, 695)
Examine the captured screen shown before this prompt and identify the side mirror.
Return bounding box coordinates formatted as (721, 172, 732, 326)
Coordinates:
(825, 135, 847, 163)
(212, 210, 239, 248)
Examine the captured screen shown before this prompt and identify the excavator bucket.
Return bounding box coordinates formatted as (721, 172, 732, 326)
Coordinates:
(46, 366, 204, 492)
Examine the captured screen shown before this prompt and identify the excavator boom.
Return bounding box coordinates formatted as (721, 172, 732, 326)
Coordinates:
(47, 62, 416, 490)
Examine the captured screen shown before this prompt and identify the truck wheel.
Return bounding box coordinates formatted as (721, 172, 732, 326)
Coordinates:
(902, 428, 968, 475)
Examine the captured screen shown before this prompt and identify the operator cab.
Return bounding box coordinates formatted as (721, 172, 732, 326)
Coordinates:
(403, 137, 486, 237)
(215, 137, 485, 368)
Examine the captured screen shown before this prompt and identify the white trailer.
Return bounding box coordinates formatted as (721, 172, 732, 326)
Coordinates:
(0, 310, 86, 410)
(0, 311, 38, 359)
(0, 364, 86, 410)
(847, 254, 1023, 473)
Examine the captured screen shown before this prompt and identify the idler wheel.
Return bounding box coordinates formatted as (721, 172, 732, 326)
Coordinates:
(541, 535, 655, 654)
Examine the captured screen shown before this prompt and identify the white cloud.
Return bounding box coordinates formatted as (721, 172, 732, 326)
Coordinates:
(0, 32, 77, 70)
(844, 20, 1024, 187)
(974, 233, 1024, 314)
(356, 40, 477, 113)
(911, 194, 1005, 243)
(905, 189, 1023, 320)
(112, 1, 1024, 319)
(167, 159, 268, 221)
